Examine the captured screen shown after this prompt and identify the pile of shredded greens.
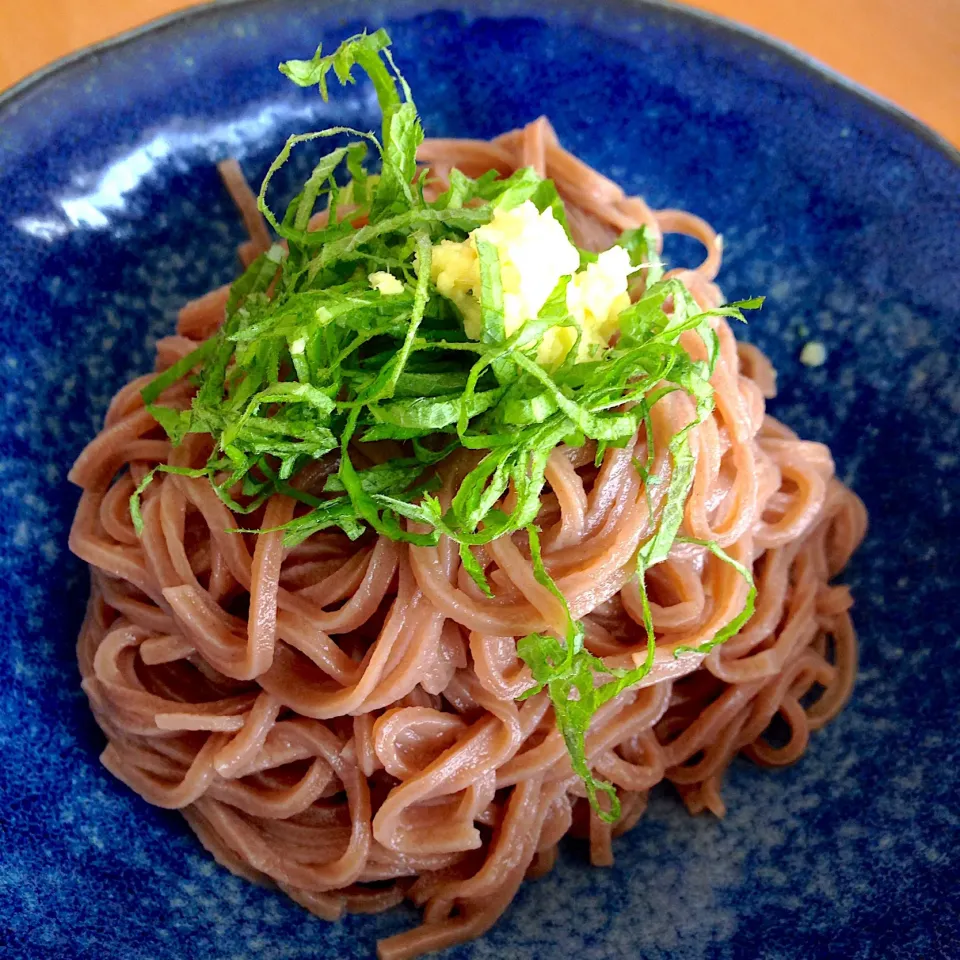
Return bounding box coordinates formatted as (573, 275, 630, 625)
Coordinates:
(135, 29, 759, 821)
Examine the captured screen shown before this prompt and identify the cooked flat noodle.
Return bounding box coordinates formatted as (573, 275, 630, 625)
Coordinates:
(70, 118, 866, 959)
(217, 158, 273, 266)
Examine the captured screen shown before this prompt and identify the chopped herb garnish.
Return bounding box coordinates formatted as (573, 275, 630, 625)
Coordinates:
(136, 29, 763, 818)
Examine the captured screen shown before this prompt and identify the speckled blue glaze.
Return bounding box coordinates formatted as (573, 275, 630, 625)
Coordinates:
(1, 1, 958, 957)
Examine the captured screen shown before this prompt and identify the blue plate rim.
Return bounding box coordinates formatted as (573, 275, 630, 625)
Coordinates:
(1, 0, 958, 172)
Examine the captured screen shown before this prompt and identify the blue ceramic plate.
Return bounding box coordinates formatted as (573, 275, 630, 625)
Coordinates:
(2, 1, 958, 957)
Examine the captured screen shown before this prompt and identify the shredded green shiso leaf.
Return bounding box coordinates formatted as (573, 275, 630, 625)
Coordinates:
(134, 29, 762, 822)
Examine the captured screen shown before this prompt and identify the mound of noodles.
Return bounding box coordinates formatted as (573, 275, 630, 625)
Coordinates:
(70, 118, 866, 960)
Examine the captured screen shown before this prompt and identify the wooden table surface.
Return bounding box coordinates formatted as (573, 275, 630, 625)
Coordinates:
(1, 0, 958, 147)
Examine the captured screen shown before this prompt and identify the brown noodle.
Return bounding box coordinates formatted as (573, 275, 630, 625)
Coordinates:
(69, 118, 867, 959)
